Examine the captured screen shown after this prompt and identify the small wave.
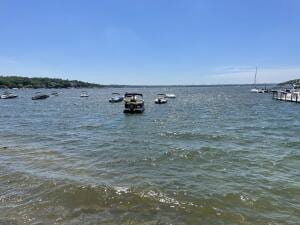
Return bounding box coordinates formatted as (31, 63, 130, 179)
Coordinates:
(160, 131, 228, 141)
(150, 147, 225, 163)
(114, 186, 130, 195)
(155, 148, 203, 162)
(32, 182, 195, 209)
(2, 176, 295, 225)
(141, 190, 180, 205)
(103, 147, 223, 169)
(77, 124, 103, 129)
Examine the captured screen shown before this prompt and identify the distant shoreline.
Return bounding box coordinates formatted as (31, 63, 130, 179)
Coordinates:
(0, 75, 281, 89)
(0, 76, 103, 89)
(102, 83, 275, 88)
(0, 84, 276, 89)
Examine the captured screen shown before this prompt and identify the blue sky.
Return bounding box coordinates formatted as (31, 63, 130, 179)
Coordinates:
(1, 0, 300, 85)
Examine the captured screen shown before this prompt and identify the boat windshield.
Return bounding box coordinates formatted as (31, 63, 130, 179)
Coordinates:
(125, 95, 143, 101)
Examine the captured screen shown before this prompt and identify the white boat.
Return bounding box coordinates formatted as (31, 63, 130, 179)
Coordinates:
(165, 93, 176, 98)
(250, 67, 268, 93)
(1, 91, 18, 99)
(251, 88, 265, 93)
(80, 91, 89, 97)
(252, 89, 267, 93)
(109, 93, 124, 103)
(155, 94, 168, 104)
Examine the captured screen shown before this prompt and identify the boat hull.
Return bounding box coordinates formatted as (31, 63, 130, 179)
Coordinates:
(123, 108, 145, 113)
(123, 103, 145, 113)
(1, 95, 18, 99)
(109, 97, 123, 103)
(155, 99, 167, 104)
(32, 95, 49, 100)
(166, 94, 176, 98)
(251, 88, 266, 93)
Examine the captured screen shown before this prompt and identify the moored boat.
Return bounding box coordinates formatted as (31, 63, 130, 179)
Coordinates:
(250, 67, 262, 93)
(123, 93, 144, 113)
(80, 91, 89, 97)
(165, 93, 176, 98)
(251, 88, 266, 93)
(109, 93, 124, 103)
(32, 92, 49, 100)
(155, 94, 168, 104)
(0, 91, 18, 99)
(250, 88, 259, 93)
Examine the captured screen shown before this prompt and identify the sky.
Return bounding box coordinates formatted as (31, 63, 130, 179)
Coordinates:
(0, 0, 300, 85)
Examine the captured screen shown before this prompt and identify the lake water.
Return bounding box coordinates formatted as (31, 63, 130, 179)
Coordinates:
(0, 87, 299, 225)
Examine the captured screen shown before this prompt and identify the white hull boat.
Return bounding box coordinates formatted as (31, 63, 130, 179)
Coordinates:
(250, 67, 265, 93)
(166, 94, 176, 98)
(109, 93, 124, 103)
(251, 88, 265, 93)
(251, 88, 259, 93)
(155, 94, 168, 104)
(1, 92, 18, 99)
(80, 91, 89, 97)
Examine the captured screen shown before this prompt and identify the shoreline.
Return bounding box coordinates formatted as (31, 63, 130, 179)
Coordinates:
(0, 83, 275, 89)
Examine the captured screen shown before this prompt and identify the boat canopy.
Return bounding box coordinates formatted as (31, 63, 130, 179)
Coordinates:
(124, 93, 143, 97)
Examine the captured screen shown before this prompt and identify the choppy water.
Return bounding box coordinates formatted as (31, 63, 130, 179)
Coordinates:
(0, 86, 299, 225)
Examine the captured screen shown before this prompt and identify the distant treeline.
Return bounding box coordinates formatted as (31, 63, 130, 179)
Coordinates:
(279, 79, 300, 86)
(0, 76, 103, 89)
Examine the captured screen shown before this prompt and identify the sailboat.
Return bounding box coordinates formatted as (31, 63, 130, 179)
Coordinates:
(250, 67, 261, 93)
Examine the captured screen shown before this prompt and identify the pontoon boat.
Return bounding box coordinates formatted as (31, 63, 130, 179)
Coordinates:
(123, 93, 144, 113)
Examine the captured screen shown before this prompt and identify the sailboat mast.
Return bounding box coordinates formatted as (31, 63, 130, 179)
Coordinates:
(254, 67, 257, 88)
